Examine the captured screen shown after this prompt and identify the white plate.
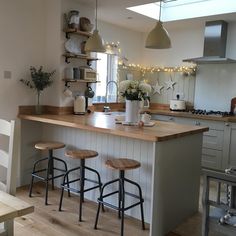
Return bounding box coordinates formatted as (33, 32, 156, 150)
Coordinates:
(121, 121, 155, 127)
(65, 38, 81, 54)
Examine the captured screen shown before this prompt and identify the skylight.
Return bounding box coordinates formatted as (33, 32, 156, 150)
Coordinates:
(127, 0, 236, 22)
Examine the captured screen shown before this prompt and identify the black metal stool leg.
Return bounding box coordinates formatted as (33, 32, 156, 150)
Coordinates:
(120, 170, 125, 236)
(79, 159, 85, 222)
(29, 176, 34, 197)
(59, 174, 67, 211)
(48, 150, 54, 190)
(138, 185, 145, 230)
(118, 171, 122, 219)
(45, 153, 52, 205)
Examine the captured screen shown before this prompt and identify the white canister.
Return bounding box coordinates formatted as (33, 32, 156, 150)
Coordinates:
(74, 95, 86, 114)
(65, 68, 73, 80)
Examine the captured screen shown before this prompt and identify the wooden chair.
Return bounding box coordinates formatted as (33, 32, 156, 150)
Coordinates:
(0, 119, 17, 236)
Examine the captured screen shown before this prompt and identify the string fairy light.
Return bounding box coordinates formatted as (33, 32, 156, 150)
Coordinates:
(119, 63, 197, 77)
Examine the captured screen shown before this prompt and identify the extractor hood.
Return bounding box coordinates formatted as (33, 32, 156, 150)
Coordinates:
(183, 20, 236, 64)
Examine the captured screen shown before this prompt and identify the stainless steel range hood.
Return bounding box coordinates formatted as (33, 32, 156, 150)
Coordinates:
(183, 20, 236, 64)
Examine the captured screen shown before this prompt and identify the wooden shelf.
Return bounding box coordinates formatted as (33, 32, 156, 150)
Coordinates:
(63, 53, 99, 64)
(64, 28, 92, 39)
(62, 79, 100, 86)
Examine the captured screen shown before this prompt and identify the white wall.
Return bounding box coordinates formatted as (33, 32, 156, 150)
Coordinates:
(0, 0, 46, 120)
(99, 20, 143, 65)
(142, 24, 204, 67)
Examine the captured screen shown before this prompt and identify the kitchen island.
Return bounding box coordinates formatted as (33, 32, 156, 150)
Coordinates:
(18, 112, 208, 236)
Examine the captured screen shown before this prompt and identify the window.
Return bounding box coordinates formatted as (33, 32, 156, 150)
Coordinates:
(93, 53, 118, 103)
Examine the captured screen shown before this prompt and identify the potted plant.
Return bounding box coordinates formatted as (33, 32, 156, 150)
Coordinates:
(119, 80, 151, 123)
(20, 66, 55, 114)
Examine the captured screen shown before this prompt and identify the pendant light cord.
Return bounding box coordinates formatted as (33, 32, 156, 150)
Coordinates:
(95, 0, 98, 30)
(159, 0, 162, 22)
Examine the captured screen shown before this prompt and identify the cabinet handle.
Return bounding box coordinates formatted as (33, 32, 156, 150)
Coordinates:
(169, 117, 174, 121)
(225, 123, 230, 127)
(195, 121, 200, 126)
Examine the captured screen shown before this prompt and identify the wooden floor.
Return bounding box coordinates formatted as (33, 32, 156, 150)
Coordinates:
(14, 183, 145, 236)
(14, 183, 182, 236)
(14, 179, 230, 236)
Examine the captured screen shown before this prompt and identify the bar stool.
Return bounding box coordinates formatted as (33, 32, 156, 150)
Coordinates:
(94, 158, 145, 236)
(29, 141, 68, 205)
(59, 149, 103, 222)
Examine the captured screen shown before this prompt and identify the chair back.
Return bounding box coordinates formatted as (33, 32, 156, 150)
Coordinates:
(0, 119, 17, 195)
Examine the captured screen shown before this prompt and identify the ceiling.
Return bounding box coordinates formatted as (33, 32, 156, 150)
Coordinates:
(78, 0, 236, 32)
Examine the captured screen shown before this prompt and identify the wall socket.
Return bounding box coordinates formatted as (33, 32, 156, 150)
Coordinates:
(3, 71, 12, 79)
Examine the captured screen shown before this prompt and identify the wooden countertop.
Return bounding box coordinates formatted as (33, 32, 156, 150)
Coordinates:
(148, 109, 236, 122)
(19, 112, 208, 142)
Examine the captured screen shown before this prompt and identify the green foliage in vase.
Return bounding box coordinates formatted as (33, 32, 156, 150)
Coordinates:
(20, 66, 55, 105)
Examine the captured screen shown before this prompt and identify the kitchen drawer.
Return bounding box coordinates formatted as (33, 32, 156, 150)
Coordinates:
(201, 148, 222, 170)
(202, 129, 224, 150)
(188, 119, 225, 131)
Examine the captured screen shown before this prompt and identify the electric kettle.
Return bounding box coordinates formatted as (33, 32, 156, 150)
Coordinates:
(74, 95, 86, 115)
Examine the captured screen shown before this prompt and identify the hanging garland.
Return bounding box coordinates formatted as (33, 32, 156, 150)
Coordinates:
(119, 64, 197, 77)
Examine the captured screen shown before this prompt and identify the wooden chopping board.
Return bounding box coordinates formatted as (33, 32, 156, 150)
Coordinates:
(231, 97, 236, 113)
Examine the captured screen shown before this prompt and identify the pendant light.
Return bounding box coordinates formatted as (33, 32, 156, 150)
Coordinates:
(145, 0, 171, 49)
(85, 0, 106, 53)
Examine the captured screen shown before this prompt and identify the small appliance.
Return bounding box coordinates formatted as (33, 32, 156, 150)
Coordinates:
(170, 95, 186, 111)
(80, 67, 97, 81)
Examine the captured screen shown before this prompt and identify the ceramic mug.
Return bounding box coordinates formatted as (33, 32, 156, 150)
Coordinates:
(85, 86, 95, 98)
(63, 87, 73, 97)
(141, 113, 151, 123)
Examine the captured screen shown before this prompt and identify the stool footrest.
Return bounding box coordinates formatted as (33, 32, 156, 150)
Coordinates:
(32, 173, 65, 181)
(63, 184, 101, 194)
(98, 192, 143, 212)
(62, 177, 101, 186)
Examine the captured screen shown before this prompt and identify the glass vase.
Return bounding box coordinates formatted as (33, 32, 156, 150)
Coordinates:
(35, 92, 42, 115)
(125, 100, 140, 123)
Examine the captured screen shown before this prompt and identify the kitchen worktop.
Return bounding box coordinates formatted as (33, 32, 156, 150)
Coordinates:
(18, 112, 208, 142)
(147, 109, 236, 122)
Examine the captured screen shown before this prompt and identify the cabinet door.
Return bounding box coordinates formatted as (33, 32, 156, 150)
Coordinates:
(224, 122, 236, 168)
(202, 148, 223, 169)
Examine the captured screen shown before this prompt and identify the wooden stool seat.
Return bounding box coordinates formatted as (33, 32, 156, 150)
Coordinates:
(105, 158, 141, 170)
(65, 149, 98, 159)
(35, 141, 65, 150)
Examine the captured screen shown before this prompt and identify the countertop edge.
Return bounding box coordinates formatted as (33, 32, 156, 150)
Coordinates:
(18, 114, 208, 142)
